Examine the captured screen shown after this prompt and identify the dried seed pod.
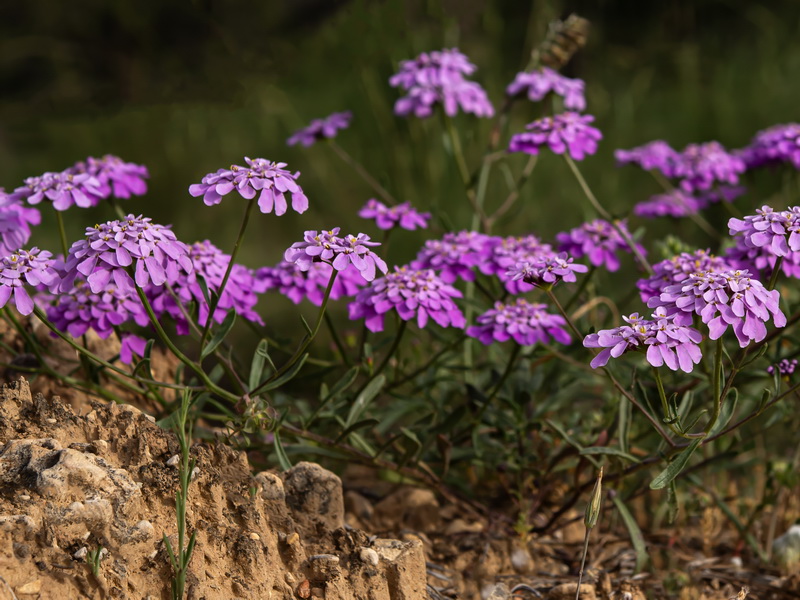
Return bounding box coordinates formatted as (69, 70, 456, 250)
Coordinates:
(535, 14, 590, 70)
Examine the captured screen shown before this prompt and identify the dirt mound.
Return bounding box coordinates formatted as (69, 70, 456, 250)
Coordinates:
(0, 379, 426, 599)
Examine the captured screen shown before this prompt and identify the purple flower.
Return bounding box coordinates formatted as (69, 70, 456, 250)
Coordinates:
(508, 112, 601, 161)
(120, 333, 148, 364)
(284, 228, 388, 282)
(673, 142, 745, 192)
(59, 215, 193, 297)
(476, 234, 554, 293)
(147, 240, 264, 333)
(637, 249, 732, 303)
(647, 269, 786, 347)
(348, 266, 465, 332)
(256, 261, 365, 306)
(46, 278, 149, 340)
(189, 157, 308, 215)
(0, 248, 59, 315)
(508, 252, 588, 288)
(738, 123, 800, 169)
(70, 155, 149, 199)
(506, 67, 586, 111)
(583, 307, 703, 373)
(389, 48, 494, 118)
(556, 219, 645, 272)
(728, 205, 800, 257)
(767, 358, 798, 376)
(615, 141, 681, 177)
(467, 299, 571, 346)
(634, 190, 708, 219)
(287, 111, 353, 147)
(0, 190, 41, 257)
(10, 171, 103, 211)
(411, 231, 490, 283)
(358, 199, 431, 231)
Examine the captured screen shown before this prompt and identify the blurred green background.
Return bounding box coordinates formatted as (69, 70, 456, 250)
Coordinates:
(2, 0, 799, 335)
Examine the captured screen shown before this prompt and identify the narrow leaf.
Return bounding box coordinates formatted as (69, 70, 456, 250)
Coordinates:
(580, 446, 640, 463)
(709, 387, 738, 436)
(345, 375, 386, 428)
(273, 430, 292, 471)
(248, 339, 270, 391)
(611, 493, 649, 571)
(335, 418, 379, 443)
(650, 438, 702, 490)
(201, 309, 236, 359)
(259, 354, 309, 392)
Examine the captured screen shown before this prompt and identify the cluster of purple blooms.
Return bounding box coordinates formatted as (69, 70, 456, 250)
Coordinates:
(477, 235, 554, 293)
(0, 191, 41, 257)
(646, 269, 785, 348)
(508, 112, 601, 161)
(508, 253, 588, 288)
(358, 199, 430, 231)
(9, 155, 148, 211)
(189, 157, 308, 215)
(584, 308, 703, 373)
(348, 267, 465, 332)
(633, 187, 745, 219)
(637, 249, 731, 303)
(767, 358, 798, 377)
(411, 231, 490, 283)
(256, 261, 365, 306)
(284, 228, 388, 282)
(556, 219, 644, 272)
(389, 48, 494, 118)
(726, 205, 800, 279)
(738, 123, 800, 169)
(506, 67, 586, 111)
(467, 299, 571, 346)
(287, 111, 353, 147)
(0, 248, 59, 316)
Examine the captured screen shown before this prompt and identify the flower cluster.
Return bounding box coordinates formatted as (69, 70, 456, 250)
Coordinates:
(358, 199, 431, 231)
(583, 307, 703, 373)
(287, 111, 353, 147)
(508, 253, 588, 288)
(634, 190, 706, 219)
(0, 248, 59, 315)
(348, 267, 465, 332)
(0, 191, 41, 257)
(59, 215, 193, 296)
(389, 48, 494, 118)
(767, 358, 798, 377)
(148, 241, 264, 333)
(70, 155, 149, 199)
(673, 141, 746, 192)
(738, 123, 800, 169)
(506, 68, 586, 111)
(615, 140, 681, 176)
(728, 205, 800, 257)
(256, 261, 365, 306)
(467, 299, 571, 346)
(508, 112, 601, 161)
(411, 231, 490, 283)
(637, 249, 731, 303)
(556, 219, 644, 272)
(477, 234, 554, 293)
(284, 228, 387, 282)
(189, 157, 308, 215)
(647, 269, 786, 347)
(10, 171, 104, 211)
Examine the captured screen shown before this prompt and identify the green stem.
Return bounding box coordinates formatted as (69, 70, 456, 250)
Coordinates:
(134, 287, 238, 403)
(252, 269, 338, 395)
(200, 195, 257, 347)
(387, 332, 468, 390)
(329, 141, 396, 205)
(55, 211, 69, 257)
(442, 114, 489, 231)
(108, 197, 127, 220)
(767, 256, 783, 291)
(652, 367, 703, 439)
(488, 155, 538, 228)
(324, 311, 351, 367)
(563, 266, 596, 312)
(563, 154, 653, 275)
(354, 320, 407, 398)
(477, 343, 521, 423)
(703, 338, 724, 435)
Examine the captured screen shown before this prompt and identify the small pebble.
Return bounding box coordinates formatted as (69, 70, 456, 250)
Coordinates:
(16, 580, 42, 595)
(73, 547, 88, 560)
(249, 532, 260, 541)
(359, 547, 379, 567)
(166, 454, 180, 467)
(45, 418, 57, 425)
(19, 494, 30, 501)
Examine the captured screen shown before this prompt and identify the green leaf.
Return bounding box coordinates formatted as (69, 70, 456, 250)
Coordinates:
(248, 339, 270, 391)
(273, 430, 292, 471)
(611, 493, 649, 571)
(131, 338, 155, 381)
(580, 446, 640, 463)
(666, 480, 680, 523)
(618, 395, 630, 455)
(323, 366, 360, 403)
(201, 309, 236, 359)
(650, 438, 702, 490)
(195, 274, 213, 309)
(708, 387, 738, 436)
(345, 375, 386, 428)
(300, 314, 313, 337)
(259, 354, 309, 392)
(757, 388, 772, 414)
(335, 418, 379, 443)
